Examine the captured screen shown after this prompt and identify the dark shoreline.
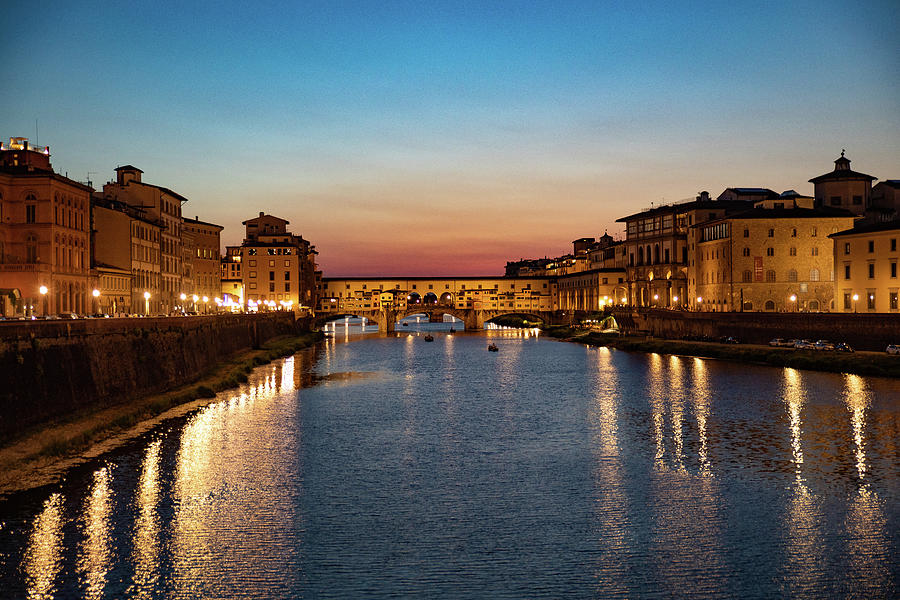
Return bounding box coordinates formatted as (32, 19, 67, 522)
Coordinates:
(545, 327, 900, 379)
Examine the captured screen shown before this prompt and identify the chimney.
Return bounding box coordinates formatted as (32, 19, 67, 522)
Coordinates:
(259, 211, 264, 217)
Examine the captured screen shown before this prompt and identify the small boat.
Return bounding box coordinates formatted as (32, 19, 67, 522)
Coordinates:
(423, 334, 435, 342)
(402, 322, 409, 327)
(448, 327, 456, 333)
(487, 343, 498, 352)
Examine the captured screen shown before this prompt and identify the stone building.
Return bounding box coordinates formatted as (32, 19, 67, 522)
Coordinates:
(692, 199, 855, 312)
(0, 137, 93, 316)
(810, 152, 876, 217)
(830, 220, 900, 313)
(617, 191, 753, 308)
(237, 212, 318, 312)
(182, 216, 223, 311)
(98, 166, 187, 314)
(220, 246, 243, 309)
(92, 196, 163, 315)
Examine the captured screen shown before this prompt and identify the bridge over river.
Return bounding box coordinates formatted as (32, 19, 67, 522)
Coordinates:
(316, 275, 566, 332)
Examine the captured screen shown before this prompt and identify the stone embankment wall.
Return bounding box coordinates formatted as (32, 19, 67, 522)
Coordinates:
(617, 309, 900, 351)
(0, 313, 303, 437)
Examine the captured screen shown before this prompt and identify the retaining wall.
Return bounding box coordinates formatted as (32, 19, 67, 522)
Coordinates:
(0, 313, 303, 437)
(616, 309, 900, 351)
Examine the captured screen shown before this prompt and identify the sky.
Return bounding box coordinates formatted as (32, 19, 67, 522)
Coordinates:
(4, 1, 899, 276)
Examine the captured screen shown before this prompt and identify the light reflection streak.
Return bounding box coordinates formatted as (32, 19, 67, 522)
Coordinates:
(691, 358, 712, 476)
(843, 374, 869, 481)
(589, 346, 629, 596)
(648, 353, 665, 464)
(23, 493, 65, 600)
(77, 467, 114, 600)
(131, 440, 161, 598)
(668, 355, 685, 472)
(780, 368, 824, 594)
(280, 356, 295, 393)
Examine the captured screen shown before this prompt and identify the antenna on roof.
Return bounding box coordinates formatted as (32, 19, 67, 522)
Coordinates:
(35, 119, 38, 146)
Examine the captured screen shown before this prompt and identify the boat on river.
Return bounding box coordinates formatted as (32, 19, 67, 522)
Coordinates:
(487, 343, 498, 352)
(423, 334, 435, 342)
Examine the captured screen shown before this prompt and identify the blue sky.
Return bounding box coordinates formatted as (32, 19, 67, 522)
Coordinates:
(4, 1, 899, 275)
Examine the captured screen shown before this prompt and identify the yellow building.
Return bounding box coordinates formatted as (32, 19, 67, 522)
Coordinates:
(693, 201, 855, 312)
(0, 137, 93, 316)
(239, 213, 318, 312)
(810, 152, 876, 217)
(99, 166, 187, 314)
(221, 246, 243, 309)
(830, 220, 900, 313)
(182, 216, 223, 311)
(92, 197, 163, 315)
(556, 269, 627, 311)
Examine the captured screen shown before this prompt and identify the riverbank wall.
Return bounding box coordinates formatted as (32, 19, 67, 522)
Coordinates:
(614, 309, 900, 351)
(0, 313, 305, 437)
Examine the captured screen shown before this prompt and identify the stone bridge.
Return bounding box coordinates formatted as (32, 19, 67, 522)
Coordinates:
(318, 304, 560, 333)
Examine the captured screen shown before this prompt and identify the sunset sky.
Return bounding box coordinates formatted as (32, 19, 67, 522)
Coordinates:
(5, 1, 899, 276)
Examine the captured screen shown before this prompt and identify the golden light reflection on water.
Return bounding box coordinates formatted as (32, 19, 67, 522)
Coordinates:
(840, 374, 891, 594)
(130, 440, 161, 598)
(23, 493, 64, 600)
(781, 368, 825, 594)
(648, 353, 665, 464)
(77, 467, 113, 600)
(668, 355, 685, 472)
(691, 358, 712, 476)
(589, 346, 630, 596)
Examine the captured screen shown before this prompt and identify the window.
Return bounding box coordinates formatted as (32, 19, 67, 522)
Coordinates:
(868, 263, 875, 279)
(249, 260, 256, 267)
(892, 262, 897, 278)
(743, 229, 749, 238)
(810, 268, 820, 282)
(285, 282, 291, 293)
(765, 270, 776, 282)
(811, 247, 819, 256)
(250, 271, 257, 278)
(891, 239, 897, 252)
(844, 243, 851, 255)
(789, 247, 797, 256)
(766, 248, 774, 257)
(26, 204, 36, 223)
(788, 270, 798, 282)
(26, 234, 37, 263)
(284, 271, 290, 281)
(742, 270, 752, 283)
(831, 196, 841, 206)
(791, 228, 797, 237)
(811, 227, 817, 237)
(843, 293, 851, 309)
(844, 265, 851, 279)
(768, 229, 774, 237)
(269, 259, 275, 266)
(742, 247, 750, 257)
(867, 293, 875, 310)
(868, 240, 875, 253)
(269, 282, 275, 292)
(891, 292, 898, 310)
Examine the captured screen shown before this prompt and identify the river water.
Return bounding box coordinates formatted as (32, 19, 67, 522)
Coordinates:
(0, 329, 898, 599)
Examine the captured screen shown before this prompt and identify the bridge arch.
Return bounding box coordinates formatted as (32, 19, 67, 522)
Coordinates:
(423, 292, 438, 304)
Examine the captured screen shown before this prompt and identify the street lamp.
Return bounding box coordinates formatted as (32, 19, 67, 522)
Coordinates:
(39, 285, 48, 316)
(852, 293, 859, 313)
(697, 296, 703, 311)
(144, 291, 151, 315)
(789, 294, 796, 312)
(202, 295, 209, 314)
(92, 288, 100, 315)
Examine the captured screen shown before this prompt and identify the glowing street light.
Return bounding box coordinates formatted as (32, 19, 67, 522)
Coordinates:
(143, 291, 151, 315)
(852, 293, 859, 313)
(39, 285, 48, 316)
(789, 294, 797, 312)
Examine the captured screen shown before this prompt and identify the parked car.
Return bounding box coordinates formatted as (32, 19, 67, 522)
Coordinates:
(886, 344, 900, 355)
(57, 312, 78, 319)
(814, 340, 835, 351)
(722, 336, 740, 344)
(835, 342, 854, 353)
(794, 339, 815, 350)
(90, 313, 110, 318)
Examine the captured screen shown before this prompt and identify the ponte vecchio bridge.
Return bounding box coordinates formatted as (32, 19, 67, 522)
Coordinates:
(317, 276, 564, 333)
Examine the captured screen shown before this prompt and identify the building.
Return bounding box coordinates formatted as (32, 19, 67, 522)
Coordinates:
(92, 196, 163, 315)
(868, 180, 900, 223)
(830, 220, 900, 313)
(99, 166, 187, 314)
(693, 199, 855, 312)
(617, 191, 753, 308)
(0, 137, 93, 316)
(182, 216, 223, 312)
(237, 212, 318, 312)
(220, 246, 243, 309)
(810, 152, 876, 217)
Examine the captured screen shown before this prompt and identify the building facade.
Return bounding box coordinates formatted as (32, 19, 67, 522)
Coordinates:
(830, 220, 900, 313)
(182, 216, 223, 311)
(0, 137, 93, 316)
(99, 166, 187, 314)
(810, 152, 876, 217)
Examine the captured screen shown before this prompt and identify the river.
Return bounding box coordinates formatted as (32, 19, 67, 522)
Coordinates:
(0, 328, 898, 598)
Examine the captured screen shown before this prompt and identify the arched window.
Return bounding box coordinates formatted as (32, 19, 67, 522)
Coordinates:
(788, 269, 798, 282)
(742, 270, 752, 283)
(765, 270, 776, 282)
(638, 247, 644, 265)
(810, 268, 820, 282)
(742, 247, 750, 257)
(808, 300, 820, 311)
(765, 300, 776, 311)
(743, 301, 753, 311)
(654, 244, 660, 264)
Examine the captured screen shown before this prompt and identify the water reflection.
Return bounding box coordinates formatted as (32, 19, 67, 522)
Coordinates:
(78, 467, 114, 600)
(23, 493, 64, 600)
(648, 353, 666, 464)
(691, 358, 712, 476)
(130, 440, 161, 598)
